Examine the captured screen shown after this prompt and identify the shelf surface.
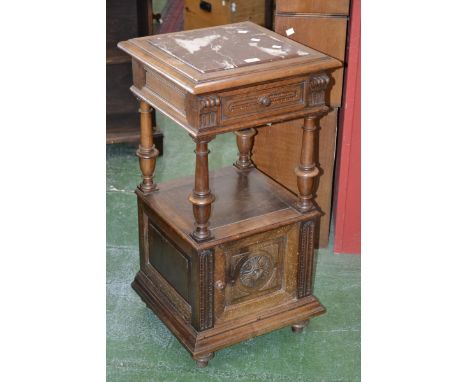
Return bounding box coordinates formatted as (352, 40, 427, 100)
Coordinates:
(138, 166, 319, 246)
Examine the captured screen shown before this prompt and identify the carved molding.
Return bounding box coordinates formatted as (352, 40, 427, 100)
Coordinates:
(297, 220, 316, 298)
(221, 82, 304, 121)
(308, 72, 330, 107)
(200, 95, 220, 109)
(145, 265, 192, 323)
(224, 234, 286, 306)
(199, 95, 220, 129)
(198, 249, 214, 331)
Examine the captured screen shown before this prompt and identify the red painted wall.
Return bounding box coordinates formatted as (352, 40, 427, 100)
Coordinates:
(333, 0, 361, 254)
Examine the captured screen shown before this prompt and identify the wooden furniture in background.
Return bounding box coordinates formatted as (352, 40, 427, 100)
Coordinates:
(252, 0, 350, 248)
(184, 0, 266, 30)
(106, 0, 163, 151)
(118, 22, 341, 367)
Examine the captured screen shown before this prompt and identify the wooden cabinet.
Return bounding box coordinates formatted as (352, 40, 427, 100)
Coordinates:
(276, 0, 350, 15)
(106, 0, 163, 150)
(252, 0, 350, 247)
(184, 0, 266, 30)
(118, 22, 341, 367)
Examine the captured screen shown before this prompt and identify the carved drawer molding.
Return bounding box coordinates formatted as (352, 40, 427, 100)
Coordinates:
(221, 81, 306, 123)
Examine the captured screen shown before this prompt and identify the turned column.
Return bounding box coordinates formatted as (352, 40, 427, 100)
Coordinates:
(234, 128, 256, 170)
(189, 137, 215, 241)
(136, 100, 159, 193)
(295, 115, 321, 212)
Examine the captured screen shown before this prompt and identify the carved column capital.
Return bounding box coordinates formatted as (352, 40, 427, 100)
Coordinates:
(199, 95, 220, 110)
(198, 95, 221, 129)
(308, 72, 330, 107)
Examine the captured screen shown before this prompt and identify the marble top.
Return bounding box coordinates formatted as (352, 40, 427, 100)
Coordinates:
(148, 22, 322, 74)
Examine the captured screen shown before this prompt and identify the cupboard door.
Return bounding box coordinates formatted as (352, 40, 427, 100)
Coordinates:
(213, 226, 299, 324)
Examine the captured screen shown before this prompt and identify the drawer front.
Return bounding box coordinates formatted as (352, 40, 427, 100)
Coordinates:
(230, 0, 265, 25)
(184, 0, 265, 31)
(184, 0, 230, 30)
(276, 0, 350, 15)
(220, 79, 306, 123)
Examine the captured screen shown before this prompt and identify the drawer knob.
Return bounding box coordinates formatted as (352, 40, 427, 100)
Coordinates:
(214, 280, 225, 290)
(259, 96, 272, 107)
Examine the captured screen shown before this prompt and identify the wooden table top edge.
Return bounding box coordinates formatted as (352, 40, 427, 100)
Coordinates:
(118, 21, 342, 95)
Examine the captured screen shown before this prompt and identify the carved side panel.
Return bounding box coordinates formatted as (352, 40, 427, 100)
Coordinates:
(138, 204, 192, 323)
(195, 249, 214, 331)
(145, 70, 187, 116)
(297, 220, 316, 298)
(308, 72, 330, 107)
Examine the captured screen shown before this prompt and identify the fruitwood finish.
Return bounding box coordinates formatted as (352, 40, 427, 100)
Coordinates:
(118, 22, 341, 367)
(253, 0, 350, 247)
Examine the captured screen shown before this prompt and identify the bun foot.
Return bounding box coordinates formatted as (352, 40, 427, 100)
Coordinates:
(193, 353, 214, 368)
(292, 319, 310, 333)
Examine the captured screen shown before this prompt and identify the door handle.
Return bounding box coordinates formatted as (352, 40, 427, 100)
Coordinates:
(200, 1, 212, 12)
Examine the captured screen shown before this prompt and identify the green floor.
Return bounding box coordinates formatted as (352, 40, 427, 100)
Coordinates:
(106, 112, 361, 381)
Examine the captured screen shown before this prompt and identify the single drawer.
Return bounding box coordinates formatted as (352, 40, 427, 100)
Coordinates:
(220, 79, 306, 123)
(276, 0, 350, 15)
(184, 0, 230, 30)
(184, 0, 265, 31)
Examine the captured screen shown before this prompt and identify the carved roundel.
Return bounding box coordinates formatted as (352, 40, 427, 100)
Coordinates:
(239, 254, 272, 289)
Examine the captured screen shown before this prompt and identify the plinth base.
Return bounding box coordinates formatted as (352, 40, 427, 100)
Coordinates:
(132, 270, 325, 364)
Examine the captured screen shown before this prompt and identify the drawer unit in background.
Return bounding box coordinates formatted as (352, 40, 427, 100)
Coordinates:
(275, 15, 348, 108)
(276, 0, 350, 15)
(252, 0, 350, 248)
(184, 0, 265, 30)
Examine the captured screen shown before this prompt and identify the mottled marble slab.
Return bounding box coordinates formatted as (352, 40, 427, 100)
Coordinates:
(148, 22, 322, 73)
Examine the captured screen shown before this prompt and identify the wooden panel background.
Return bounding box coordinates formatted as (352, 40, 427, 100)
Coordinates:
(252, 0, 349, 247)
(253, 110, 338, 247)
(274, 15, 347, 107)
